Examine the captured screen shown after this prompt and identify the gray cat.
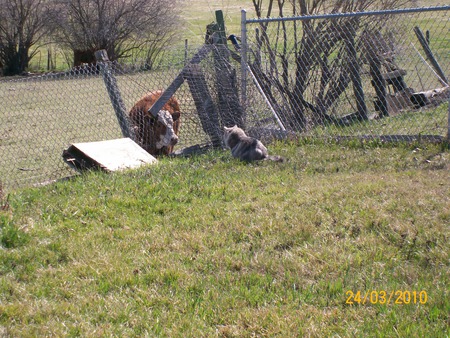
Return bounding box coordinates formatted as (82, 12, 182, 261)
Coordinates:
(223, 125, 283, 162)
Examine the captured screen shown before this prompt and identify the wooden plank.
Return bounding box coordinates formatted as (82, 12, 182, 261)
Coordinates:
(346, 33, 368, 120)
(63, 138, 157, 172)
(414, 26, 448, 86)
(212, 10, 245, 128)
(382, 69, 407, 80)
(370, 57, 389, 117)
(410, 86, 450, 107)
(95, 50, 136, 140)
(148, 44, 214, 116)
(184, 64, 223, 147)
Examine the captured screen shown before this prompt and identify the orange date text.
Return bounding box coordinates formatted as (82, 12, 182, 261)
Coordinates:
(345, 290, 428, 305)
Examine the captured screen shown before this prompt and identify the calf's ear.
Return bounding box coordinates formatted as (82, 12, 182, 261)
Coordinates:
(172, 111, 181, 121)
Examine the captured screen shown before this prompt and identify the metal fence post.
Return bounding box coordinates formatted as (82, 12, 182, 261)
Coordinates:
(241, 9, 248, 108)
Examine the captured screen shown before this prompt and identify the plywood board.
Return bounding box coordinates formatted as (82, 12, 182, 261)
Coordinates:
(63, 138, 157, 172)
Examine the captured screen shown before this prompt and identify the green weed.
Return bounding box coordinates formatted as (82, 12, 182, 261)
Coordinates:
(0, 215, 29, 249)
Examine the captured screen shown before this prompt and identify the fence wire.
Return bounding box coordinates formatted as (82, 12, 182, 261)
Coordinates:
(0, 44, 277, 191)
(242, 6, 449, 139)
(0, 6, 449, 191)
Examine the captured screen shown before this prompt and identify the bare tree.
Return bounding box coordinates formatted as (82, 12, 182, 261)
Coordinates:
(47, 0, 181, 67)
(0, 0, 49, 75)
(250, 0, 415, 130)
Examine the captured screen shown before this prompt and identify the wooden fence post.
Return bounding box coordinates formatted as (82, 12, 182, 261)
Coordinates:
(184, 64, 223, 147)
(370, 57, 389, 117)
(147, 44, 213, 116)
(414, 26, 448, 86)
(95, 50, 135, 140)
(345, 30, 368, 121)
(211, 10, 245, 129)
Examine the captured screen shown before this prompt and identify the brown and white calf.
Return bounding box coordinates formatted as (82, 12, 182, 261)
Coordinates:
(128, 90, 181, 156)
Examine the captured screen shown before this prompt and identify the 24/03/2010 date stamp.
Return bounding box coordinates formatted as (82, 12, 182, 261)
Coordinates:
(345, 290, 428, 305)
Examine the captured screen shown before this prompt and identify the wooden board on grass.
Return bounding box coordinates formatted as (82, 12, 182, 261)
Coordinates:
(63, 138, 157, 172)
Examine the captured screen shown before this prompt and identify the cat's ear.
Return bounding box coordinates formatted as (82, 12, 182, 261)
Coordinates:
(224, 126, 231, 131)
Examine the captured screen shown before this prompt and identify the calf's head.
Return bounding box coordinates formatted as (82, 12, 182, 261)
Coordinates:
(151, 109, 181, 149)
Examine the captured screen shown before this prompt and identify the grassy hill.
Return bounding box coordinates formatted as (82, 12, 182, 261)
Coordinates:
(1, 140, 449, 336)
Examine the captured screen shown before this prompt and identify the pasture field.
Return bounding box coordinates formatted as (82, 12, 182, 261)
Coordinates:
(172, 0, 449, 44)
(0, 75, 123, 188)
(0, 140, 449, 337)
(26, 0, 448, 71)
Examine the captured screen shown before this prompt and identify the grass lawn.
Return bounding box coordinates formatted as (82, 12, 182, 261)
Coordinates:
(1, 140, 449, 337)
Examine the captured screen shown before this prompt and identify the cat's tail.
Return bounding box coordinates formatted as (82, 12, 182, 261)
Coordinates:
(265, 155, 285, 162)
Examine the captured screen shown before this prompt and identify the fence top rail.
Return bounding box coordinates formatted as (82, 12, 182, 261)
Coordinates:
(244, 5, 450, 24)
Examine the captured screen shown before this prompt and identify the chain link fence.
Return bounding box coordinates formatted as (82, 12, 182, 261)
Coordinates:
(241, 6, 449, 140)
(1, 6, 449, 192)
(0, 44, 279, 191)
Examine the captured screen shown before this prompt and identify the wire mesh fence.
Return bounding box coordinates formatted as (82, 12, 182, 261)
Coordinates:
(0, 44, 278, 191)
(241, 6, 450, 139)
(0, 6, 449, 192)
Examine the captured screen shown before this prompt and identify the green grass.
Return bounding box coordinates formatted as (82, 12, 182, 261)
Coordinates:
(310, 102, 449, 137)
(0, 140, 449, 336)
